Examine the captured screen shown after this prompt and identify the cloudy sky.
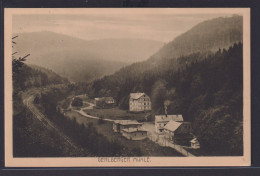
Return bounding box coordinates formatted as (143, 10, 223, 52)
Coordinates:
(12, 9, 234, 42)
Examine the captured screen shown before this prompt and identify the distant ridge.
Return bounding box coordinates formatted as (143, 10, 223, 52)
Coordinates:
(106, 16, 243, 77)
(151, 16, 242, 62)
(89, 15, 243, 100)
(13, 31, 163, 82)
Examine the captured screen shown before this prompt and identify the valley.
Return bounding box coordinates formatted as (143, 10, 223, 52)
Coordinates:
(12, 15, 244, 157)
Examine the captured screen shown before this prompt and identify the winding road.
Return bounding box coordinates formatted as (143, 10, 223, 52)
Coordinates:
(73, 102, 115, 122)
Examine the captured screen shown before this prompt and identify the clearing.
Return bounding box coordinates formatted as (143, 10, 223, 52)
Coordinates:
(83, 107, 152, 122)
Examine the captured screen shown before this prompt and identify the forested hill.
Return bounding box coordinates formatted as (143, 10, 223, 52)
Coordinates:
(151, 15, 242, 62)
(13, 64, 69, 93)
(101, 16, 243, 78)
(86, 43, 243, 155)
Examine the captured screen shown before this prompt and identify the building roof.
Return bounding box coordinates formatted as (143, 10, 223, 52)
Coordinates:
(155, 114, 184, 123)
(163, 120, 182, 132)
(104, 97, 115, 101)
(190, 138, 199, 143)
(130, 93, 146, 100)
(95, 97, 115, 101)
(114, 120, 142, 126)
(121, 127, 147, 133)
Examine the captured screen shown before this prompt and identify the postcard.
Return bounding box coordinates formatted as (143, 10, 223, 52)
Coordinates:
(4, 8, 250, 167)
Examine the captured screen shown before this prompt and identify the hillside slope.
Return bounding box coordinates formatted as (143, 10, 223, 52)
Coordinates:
(13, 64, 68, 93)
(151, 15, 242, 61)
(13, 32, 163, 82)
(90, 16, 243, 82)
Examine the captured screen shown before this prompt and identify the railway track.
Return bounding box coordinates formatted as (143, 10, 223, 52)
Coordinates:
(23, 95, 78, 149)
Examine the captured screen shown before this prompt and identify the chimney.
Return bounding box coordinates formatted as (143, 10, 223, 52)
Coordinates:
(164, 100, 170, 117)
(164, 103, 168, 117)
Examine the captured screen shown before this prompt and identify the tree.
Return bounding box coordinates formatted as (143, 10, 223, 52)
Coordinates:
(12, 36, 30, 76)
(12, 36, 30, 94)
(71, 97, 83, 107)
(151, 80, 167, 113)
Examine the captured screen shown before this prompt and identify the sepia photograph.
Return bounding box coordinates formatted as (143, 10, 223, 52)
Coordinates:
(4, 8, 250, 167)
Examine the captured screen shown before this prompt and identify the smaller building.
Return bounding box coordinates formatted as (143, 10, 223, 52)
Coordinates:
(94, 97, 115, 108)
(113, 120, 143, 133)
(121, 127, 148, 140)
(155, 114, 183, 134)
(190, 138, 200, 149)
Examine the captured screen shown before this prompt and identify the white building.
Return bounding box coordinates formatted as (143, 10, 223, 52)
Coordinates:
(129, 93, 151, 112)
(190, 138, 200, 149)
(155, 114, 183, 134)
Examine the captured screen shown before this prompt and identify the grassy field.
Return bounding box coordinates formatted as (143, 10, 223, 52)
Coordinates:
(83, 107, 153, 122)
(66, 111, 183, 157)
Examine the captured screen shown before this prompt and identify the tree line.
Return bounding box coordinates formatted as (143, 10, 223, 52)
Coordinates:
(80, 42, 243, 155)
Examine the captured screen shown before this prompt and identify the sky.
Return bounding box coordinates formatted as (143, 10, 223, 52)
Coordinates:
(12, 9, 234, 42)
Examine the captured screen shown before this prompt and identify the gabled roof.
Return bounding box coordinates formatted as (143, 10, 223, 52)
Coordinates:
(130, 93, 146, 100)
(155, 114, 184, 123)
(95, 97, 115, 101)
(114, 120, 142, 126)
(190, 138, 199, 143)
(163, 120, 182, 132)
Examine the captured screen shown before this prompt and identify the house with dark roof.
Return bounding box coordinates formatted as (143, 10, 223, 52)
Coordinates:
(129, 93, 151, 112)
(163, 120, 192, 145)
(94, 97, 115, 108)
(155, 114, 183, 134)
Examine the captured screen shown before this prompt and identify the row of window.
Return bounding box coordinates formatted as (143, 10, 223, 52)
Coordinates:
(130, 98, 150, 102)
(133, 133, 145, 136)
(129, 102, 150, 105)
(157, 123, 167, 127)
(130, 107, 151, 110)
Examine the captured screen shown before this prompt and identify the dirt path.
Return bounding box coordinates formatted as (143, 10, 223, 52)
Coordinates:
(73, 108, 115, 122)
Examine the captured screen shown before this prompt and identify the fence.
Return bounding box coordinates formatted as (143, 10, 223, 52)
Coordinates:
(147, 132, 195, 157)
